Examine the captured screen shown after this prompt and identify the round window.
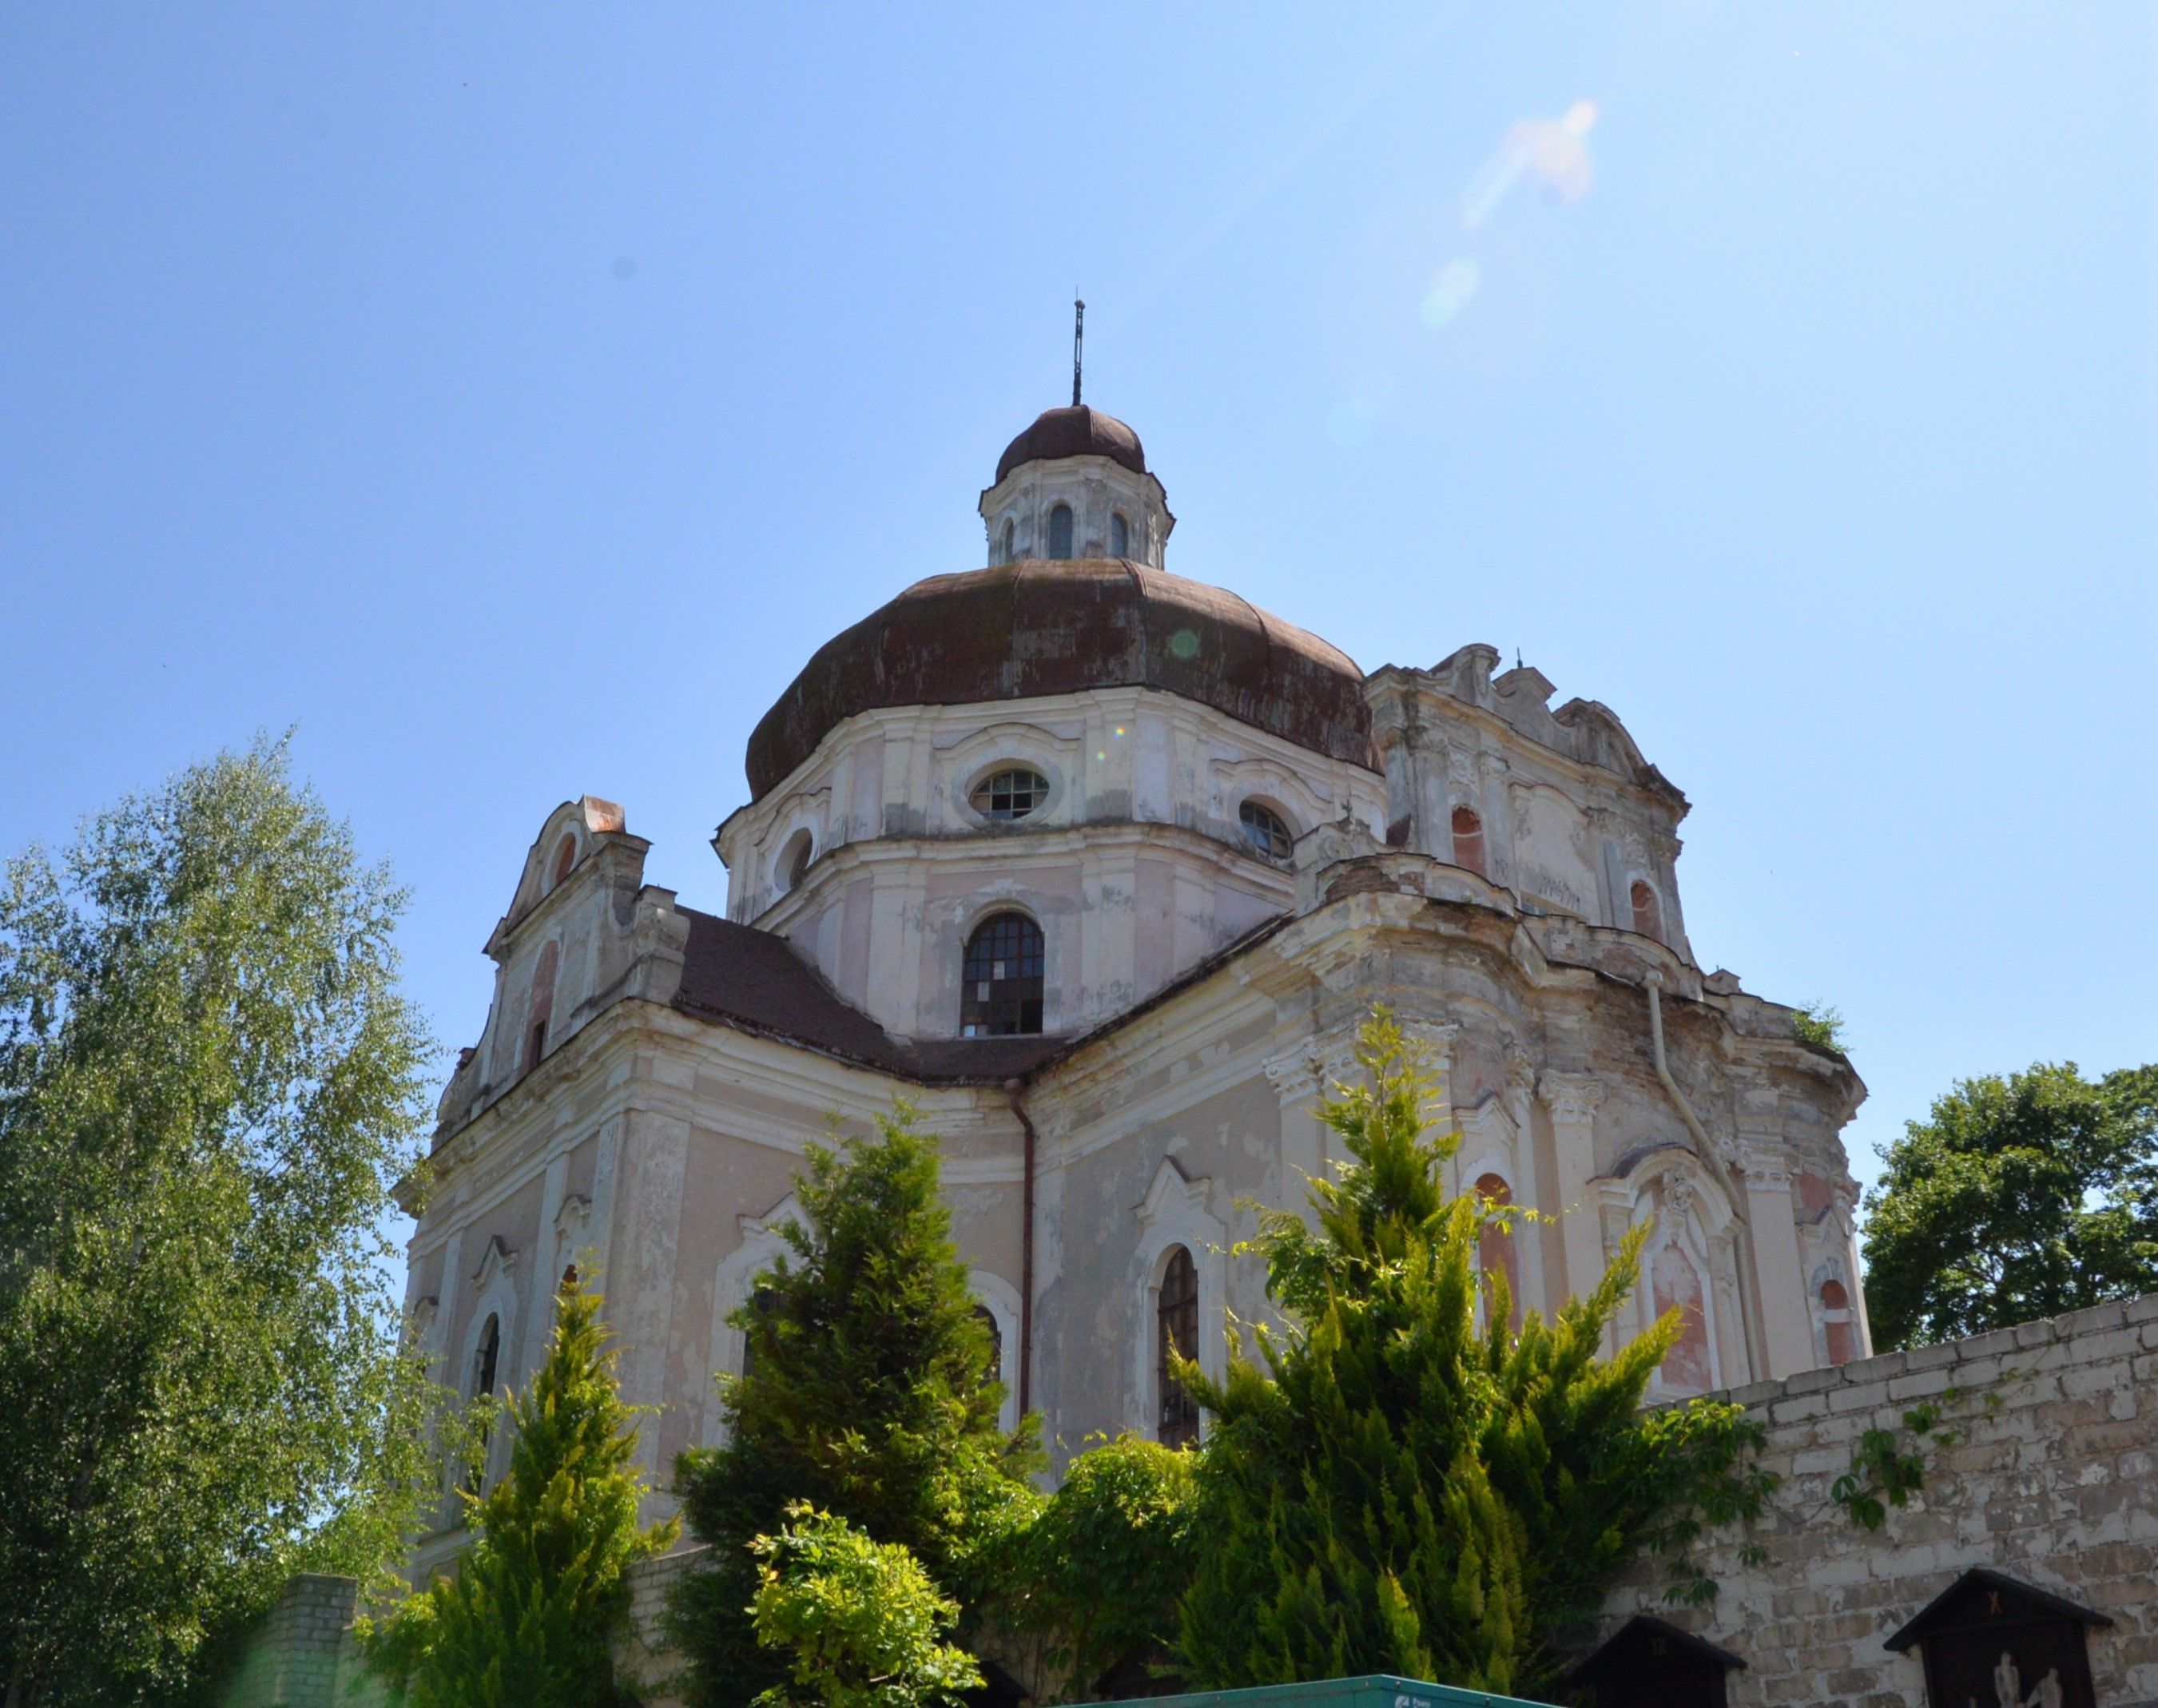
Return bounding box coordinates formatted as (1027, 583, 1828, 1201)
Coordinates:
(1238, 800, 1293, 860)
(971, 768, 1050, 822)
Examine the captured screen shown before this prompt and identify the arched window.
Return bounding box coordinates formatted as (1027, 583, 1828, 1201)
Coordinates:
(974, 1305, 1003, 1389)
(970, 767, 1049, 822)
(1820, 1278, 1858, 1365)
(1109, 511, 1130, 558)
(1474, 1173, 1521, 1332)
(1238, 800, 1293, 860)
(550, 834, 578, 889)
(1651, 1240, 1713, 1394)
(1047, 503, 1075, 559)
(1156, 1245, 1200, 1448)
(738, 1285, 777, 1382)
(961, 912, 1044, 1036)
(1451, 805, 1487, 876)
(1630, 880, 1663, 941)
(471, 1312, 502, 1400)
(1000, 518, 1016, 563)
(521, 941, 559, 1076)
(781, 829, 814, 892)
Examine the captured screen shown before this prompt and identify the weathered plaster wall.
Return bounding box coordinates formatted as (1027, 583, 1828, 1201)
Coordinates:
(1596, 1294, 2158, 1706)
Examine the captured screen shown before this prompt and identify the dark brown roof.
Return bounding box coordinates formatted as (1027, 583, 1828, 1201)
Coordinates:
(994, 406, 1147, 483)
(745, 559, 1374, 800)
(671, 907, 1062, 1082)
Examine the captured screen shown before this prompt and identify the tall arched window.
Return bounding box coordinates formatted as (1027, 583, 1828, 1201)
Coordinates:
(1047, 503, 1075, 559)
(471, 1312, 501, 1400)
(1156, 1245, 1200, 1448)
(974, 1305, 1003, 1389)
(550, 834, 578, 888)
(1820, 1278, 1858, 1365)
(1630, 880, 1663, 941)
(1109, 511, 1130, 557)
(1451, 805, 1487, 876)
(960, 912, 1044, 1036)
(738, 1285, 777, 1382)
(1474, 1173, 1521, 1332)
(522, 941, 559, 1076)
(1000, 518, 1015, 563)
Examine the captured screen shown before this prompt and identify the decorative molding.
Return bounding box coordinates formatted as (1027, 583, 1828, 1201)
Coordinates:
(470, 1233, 518, 1288)
(1540, 1072, 1606, 1127)
(1130, 1159, 1229, 1440)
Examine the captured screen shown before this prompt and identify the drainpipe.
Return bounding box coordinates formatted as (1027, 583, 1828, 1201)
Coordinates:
(1004, 1079, 1037, 1415)
(1643, 972, 1711, 1155)
(1643, 971, 1764, 1382)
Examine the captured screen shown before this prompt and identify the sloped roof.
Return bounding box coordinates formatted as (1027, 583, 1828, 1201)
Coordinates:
(670, 907, 1060, 1083)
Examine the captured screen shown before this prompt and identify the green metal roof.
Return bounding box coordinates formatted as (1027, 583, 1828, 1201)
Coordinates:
(1084, 1674, 1552, 1708)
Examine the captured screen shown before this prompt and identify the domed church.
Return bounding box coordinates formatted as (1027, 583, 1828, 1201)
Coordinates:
(403, 400, 1869, 1561)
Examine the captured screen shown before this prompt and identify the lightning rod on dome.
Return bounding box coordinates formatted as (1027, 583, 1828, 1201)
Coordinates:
(1072, 297, 1085, 407)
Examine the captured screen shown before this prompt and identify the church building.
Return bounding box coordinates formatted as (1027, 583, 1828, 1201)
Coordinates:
(401, 400, 1869, 1569)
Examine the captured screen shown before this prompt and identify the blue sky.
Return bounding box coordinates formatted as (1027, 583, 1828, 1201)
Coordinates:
(4, 5, 2153, 1216)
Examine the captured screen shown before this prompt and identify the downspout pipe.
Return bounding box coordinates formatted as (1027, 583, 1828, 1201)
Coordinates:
(1004, 1079, 1037, 1416)
(1644, 970, 1764, 1380)
(1643, 971, 1711, 1156)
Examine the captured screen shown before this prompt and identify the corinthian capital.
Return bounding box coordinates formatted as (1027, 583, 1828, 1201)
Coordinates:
(1539, 1072, 1606, 1127)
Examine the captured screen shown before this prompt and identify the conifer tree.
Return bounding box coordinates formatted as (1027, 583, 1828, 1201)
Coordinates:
(1178, 1013, 1766, 1698)
(670, 1108, 1040, 1708)
(364, 1272, 678, 1708)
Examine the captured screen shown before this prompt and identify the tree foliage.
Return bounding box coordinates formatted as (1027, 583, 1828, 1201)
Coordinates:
(1863, 1060, 2158, 1349)
(1176, 1013, 1770, 1698)
(362, 1272, 678, 1708)
(749, 1505, 983, 1708)
(993, 1433, 1200, 1701)
(0, 738, 437, 1707)
(670, 1108, 1041, 1708)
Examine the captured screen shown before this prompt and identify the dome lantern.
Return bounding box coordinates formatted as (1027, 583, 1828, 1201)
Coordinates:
(980, 405, 1174, 569)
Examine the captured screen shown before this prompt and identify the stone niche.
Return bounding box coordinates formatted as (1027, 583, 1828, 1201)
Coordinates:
(1559, 1614, 1746, 1708)
(1885, 1568, 2112, 1708)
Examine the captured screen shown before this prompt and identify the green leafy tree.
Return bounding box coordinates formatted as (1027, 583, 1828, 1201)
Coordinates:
(1178, 1013, 1769, 1698)
(1863, 1060, 2158, 1349)
(670, 1108, 1041, 1708)
(749, 1505, 983, 1708)
(0, 738, 438, 1708)
(363, 1271, 678, 1707)
(995, 1434, 1199, 1701)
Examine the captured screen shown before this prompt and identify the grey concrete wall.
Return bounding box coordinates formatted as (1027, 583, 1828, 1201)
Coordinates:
(1595, 1293, 2158, 1706)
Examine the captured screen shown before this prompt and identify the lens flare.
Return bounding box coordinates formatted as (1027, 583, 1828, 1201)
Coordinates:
(1461, 98, 1598, 230)
(1419, 257, 1481, 328)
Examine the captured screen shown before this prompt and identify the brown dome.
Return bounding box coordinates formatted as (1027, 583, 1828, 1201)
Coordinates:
(745, 560, 1373, 800)
(994, 406, 1147, 484)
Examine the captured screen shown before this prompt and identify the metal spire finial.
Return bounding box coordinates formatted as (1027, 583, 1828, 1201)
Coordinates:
(1072, 298, 1085, 407)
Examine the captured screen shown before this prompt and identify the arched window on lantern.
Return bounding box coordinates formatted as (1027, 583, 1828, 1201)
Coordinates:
(1631, 880, 1663, 941)
(960, 912, 1044, 1036)
(1820, 1278, 1858, 1365)
(1156, 1245, 1200, 1448)
(1109, 511, 1130, 558)
(1451, 805, 1487, 876)
(1474, 1173, 1522, 1331)
(1047, 503, 1075, 559)
(1000, 518, 1016, 563)
(521, 940, 559, 1077)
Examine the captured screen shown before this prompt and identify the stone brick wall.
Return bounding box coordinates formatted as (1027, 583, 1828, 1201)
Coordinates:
(1595, 1294, 2158, 1706)
(218, 1575, 386, 1708)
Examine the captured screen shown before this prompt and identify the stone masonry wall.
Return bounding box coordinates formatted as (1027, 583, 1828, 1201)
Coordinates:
(1596, 1294, 2158, 1706)
(230, 1301, 2156, 1706)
